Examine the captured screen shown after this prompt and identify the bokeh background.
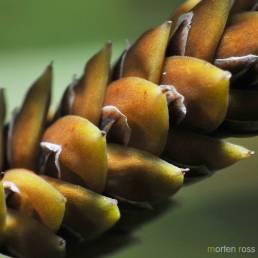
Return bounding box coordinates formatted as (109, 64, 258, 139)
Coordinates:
(0, 0, 257, 258)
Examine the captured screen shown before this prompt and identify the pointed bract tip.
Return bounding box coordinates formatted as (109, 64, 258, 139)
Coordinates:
(109, 197, 118, 206)
(182, 168, 190, 176)
(249, 150, 255, 156)
(161, 20, 173, 29)
(241, 148, 255, 159)
(47, 61, 54, 71)
(72, 74, 78, 81)
(0, 88, 5, 96)
(106, 41, 112, 49)
(224, 71, 232, 80)
(42, 62, 53, 77)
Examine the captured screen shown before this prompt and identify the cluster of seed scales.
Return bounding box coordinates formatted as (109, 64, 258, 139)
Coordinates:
(0, 0, 257, 257)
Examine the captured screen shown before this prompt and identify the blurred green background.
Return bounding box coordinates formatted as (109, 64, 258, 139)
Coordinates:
(0, 0, 182, 113)
(0, 0, 257, 258)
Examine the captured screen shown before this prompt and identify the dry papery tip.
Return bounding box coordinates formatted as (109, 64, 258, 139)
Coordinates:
(101, 105, 131, 145)
(107, 197, 118, 206)
(214, 55, 258, 73)
(58, 238, 66, 248)
(160, 85, 187, 124)
(215, 55, 258, 66)
(182, 168, 190, 176)
(40, 142, 62, 179)
(3, 181, 20, 194)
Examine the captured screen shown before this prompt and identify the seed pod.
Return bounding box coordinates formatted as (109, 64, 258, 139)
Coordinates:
(105, 144, 185, 203)
(70, 43, 112, 125)
(7, 65, 52, 170)
(104, 77, 170, 155)
(119, 21, 172, 84)
(176, 0, 233, 61)
(170, 0, 201, 22)
(3, 169, 66, 232)
(216, 12, 258, 60)
(223, 89, 258, 132)
(42, 176, 120, 240)
(214, 12, 258, 86)
(4, 209, 66, 258)
(162, 130, 254, 171)
(42, 115, 108, 193)
(231, 0, 257, 14)
(0, 89, 6, 171)
(161, 56, 230, 132)
(0, 180, 6, 238)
